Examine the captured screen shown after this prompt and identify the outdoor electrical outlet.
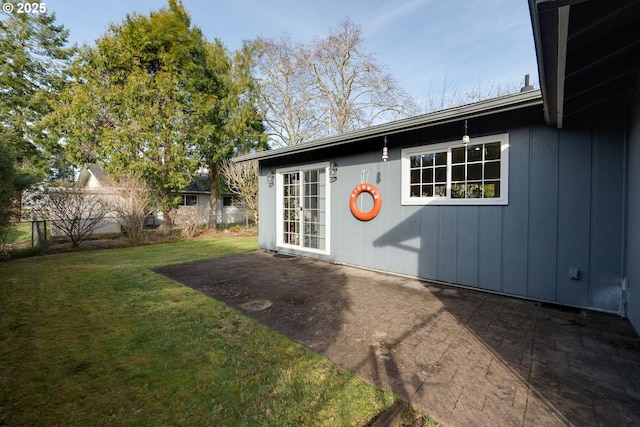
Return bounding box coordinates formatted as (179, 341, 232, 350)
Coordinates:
(569, 267, 580, 280)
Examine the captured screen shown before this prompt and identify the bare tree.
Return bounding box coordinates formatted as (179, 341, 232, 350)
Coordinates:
(463, 78, 522, 104)
(253, 36, 322, 147)
(221, 158, 259, 227)
(103, 176, 151, 243)
(423, 76, 526, 113)
(423, 76, 466, 113)
(309, 19, 418, 135)
(176, 204, 206, 238)
(252, 19, 418, 146)
(40, 186, 109, 247)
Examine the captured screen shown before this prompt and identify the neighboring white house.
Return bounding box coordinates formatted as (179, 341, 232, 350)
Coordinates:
(154, 172, 246, 227)
(62, 164, 247, 236)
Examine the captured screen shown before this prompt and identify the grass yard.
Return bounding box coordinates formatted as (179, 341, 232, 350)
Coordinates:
(0, 236, 398, 426)
(2, 221, 32, 245)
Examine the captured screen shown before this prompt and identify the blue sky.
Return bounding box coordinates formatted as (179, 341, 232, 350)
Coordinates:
(43, 0, 539, 108)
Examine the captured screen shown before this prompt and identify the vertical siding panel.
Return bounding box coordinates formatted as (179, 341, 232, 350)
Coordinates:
(420, 207, 439, 279)
(626, 93, 640, 330)
(479, 207, 503, 291)
(589, 107, 625, 313)
(402, 209, 422, 276)
(438, 206, 458, 283)
(502, 126, 530, 296)
(373, 160, 393, 272)
(556, 127, 591, 307)
(359, 157, 382, 270)
(457, 207, 479, 287)
(527, 125, 559, 301)
(259, 164, 277, 250)
(342, 157, 365, 266)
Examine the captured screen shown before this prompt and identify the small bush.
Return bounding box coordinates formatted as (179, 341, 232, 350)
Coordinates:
(3, 245, 44, 261)
(228, 226, 242, 233)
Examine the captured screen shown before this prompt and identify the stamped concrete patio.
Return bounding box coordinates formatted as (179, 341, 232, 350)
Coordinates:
(155, 251, 640, 426)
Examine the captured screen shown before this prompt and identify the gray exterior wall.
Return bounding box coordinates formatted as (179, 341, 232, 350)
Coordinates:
(627, 91, 640, 330)
(259, 101, 628, 315)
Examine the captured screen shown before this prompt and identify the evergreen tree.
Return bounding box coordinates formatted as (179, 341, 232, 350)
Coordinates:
(197, 41, 268, 228)
(49, 0, 267, 229)
(0, 1, 76, 181)
(49, 0, 207, 229)
(0, 141, 32, 243)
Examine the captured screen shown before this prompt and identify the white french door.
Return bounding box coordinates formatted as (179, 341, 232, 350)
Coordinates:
(277, 163, 330, 254)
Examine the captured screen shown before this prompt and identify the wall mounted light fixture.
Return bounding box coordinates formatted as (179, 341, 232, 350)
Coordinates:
(382, 136, 389, 161)
(267, 170, 275, 187)
(329, 161, 338, 181)
(462, 119, 470, 145)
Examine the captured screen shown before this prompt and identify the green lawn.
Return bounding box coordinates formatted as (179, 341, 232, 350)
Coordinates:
(2, 221, 32, 245)
(0, 236, 397, 426)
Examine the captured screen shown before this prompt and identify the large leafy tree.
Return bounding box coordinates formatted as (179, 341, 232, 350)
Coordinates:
(49, 1, 266, 229)
(49, 1, 213, 229)
(197, 41, 268, 228)
(0, 1, 75, 226)
(0, 142, 31, 246)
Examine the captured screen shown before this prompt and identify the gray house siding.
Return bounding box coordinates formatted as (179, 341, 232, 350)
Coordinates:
(627, 92, 640, 330)
(259, 100, 627, 315)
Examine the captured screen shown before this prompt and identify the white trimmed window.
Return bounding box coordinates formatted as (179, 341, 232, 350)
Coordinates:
(179, 194, 199, 206)
(401, 133, 509, 205)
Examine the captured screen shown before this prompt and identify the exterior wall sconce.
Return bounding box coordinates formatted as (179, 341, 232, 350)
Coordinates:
(329, 161, 338, 182)
(462, 119, 470, 145)
(382, 136, 389, 161)
(267, 170, 275, 187)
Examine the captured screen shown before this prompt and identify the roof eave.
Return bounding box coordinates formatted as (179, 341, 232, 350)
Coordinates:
(235, 90, 543, 163)
(529, 0, 574, 128)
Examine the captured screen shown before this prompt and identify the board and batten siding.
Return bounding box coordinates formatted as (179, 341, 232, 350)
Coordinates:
(626, 91, 640, 330)
(259, 102, 627, 315)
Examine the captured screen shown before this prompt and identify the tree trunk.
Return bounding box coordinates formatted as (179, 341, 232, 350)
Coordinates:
(207, 170, 218, 230)
(160, 209, 172, 233)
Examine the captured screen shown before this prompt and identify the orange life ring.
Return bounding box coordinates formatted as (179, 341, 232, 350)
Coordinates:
(350, 184, 382, 221)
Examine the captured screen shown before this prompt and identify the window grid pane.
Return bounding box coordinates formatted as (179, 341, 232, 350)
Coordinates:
(409, 151, 447, 198)
(409, 141, 502, 200)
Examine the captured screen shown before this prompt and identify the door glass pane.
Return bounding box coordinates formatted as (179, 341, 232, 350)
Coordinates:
(282, 172, 300, 246)
(281, 168, 326, 251)
(302, 168, 325, 250)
